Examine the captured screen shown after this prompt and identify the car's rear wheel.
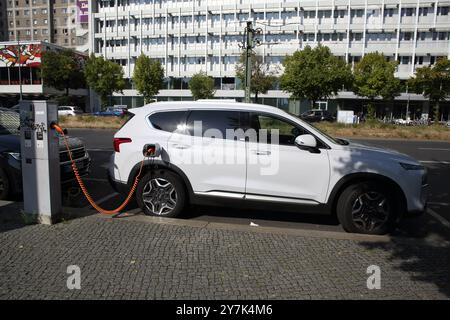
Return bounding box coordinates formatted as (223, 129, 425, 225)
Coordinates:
(0, 167, 10, 200)
(337, 181, 399, 235)
(136, 170, 186, 218)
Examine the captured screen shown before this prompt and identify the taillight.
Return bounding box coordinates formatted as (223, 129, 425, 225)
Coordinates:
(113, 138, 132, 152)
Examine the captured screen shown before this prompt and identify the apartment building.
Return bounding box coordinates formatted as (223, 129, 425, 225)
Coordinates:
(91, 0, 450, 117)
(4, 0, 88, 51)
(0, 1, 7, 41)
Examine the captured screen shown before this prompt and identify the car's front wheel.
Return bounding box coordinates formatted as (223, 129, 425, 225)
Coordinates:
(337, 181, 399, 235)
(136, 170, 186, 218)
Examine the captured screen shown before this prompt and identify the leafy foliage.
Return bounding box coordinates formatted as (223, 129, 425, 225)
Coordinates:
(236, 51, 277, 102)
(408, 58, 450, 121)
(84, 54, 126, 107)
(40, 49, 85, 97)
(280, 45, 353, 107)
(132, 54, 165, 104)
(189, 71, 215, 100)
(353, 52, 401, 101)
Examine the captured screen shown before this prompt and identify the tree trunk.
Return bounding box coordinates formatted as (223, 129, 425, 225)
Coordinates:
(434, 100, 440, 123)
(254, 92, 258, 104)
(311, 100, 315, 109)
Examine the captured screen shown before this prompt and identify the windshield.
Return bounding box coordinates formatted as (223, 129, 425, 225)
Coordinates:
(287, 111, 349, 146)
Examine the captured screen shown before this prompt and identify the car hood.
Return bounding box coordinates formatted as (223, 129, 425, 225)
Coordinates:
(0, 134, 85, 153)
(344, 139, 420, 165)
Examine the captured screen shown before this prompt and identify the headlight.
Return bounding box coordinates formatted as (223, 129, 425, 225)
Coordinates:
(399, 162, 424, 170)
(8, 152, 21, 161)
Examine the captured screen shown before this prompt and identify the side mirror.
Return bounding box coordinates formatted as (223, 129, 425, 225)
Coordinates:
(295, 134, 320, 153)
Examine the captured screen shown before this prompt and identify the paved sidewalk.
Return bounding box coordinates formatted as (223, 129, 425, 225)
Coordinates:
(1, 211, 450, 300)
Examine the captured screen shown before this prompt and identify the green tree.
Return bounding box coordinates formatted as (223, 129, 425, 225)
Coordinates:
(132, 54, 164, 103)
(189, 71, 215, 100)
(236, 51, 277, 103)
(280, 45, 353, 108)
(84, 54, 126, 107)
(40, 49, 85, 98)
(408, 58, 450, 122)
(353, 52, 401, 119)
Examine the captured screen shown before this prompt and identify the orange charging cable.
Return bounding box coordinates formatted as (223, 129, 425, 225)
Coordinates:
(52, 123, 146, 215)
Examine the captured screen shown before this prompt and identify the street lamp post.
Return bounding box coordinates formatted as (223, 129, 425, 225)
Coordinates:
(17, 40, 23, 101)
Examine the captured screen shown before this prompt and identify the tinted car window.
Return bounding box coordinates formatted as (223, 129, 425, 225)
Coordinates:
(186, 110, 241, 139)
(250, 113, 306, 146)
(149, 111, 187, 133)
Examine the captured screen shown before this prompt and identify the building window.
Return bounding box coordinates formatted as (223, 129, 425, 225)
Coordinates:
(402, 32, 412, 41)
(438, 6, 449, 15)
(401, 8, 414, 16)
(384, 8, 394, 17)
(419, 7, 428, 16)
(401, 56, 410, 64)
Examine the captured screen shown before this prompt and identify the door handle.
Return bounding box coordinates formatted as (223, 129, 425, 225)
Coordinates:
(171, 144, 190, 150)
(251, 150, 271, 155)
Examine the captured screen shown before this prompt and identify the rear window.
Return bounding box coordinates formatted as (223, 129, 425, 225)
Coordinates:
(186, 110, 241, 138)
(148, 111, 187, 133)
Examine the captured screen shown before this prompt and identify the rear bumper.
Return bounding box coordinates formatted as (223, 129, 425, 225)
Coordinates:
(107, 168, 129, 194)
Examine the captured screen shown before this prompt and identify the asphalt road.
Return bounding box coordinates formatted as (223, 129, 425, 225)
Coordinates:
(67, 128, 450, 241)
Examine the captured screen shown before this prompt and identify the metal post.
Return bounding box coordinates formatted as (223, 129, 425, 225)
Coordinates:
(244, 21, 253, 103)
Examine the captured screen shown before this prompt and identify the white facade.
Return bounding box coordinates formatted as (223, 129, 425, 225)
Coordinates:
(89, 0, 450, 107)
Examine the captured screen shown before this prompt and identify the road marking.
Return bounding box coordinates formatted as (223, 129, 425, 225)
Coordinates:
(82, 192, 119, 209)
(428, 208, 450, 229)
(428, 202, 450, 207)
(419, 160, 450, 165)
(418, 148, 450, 151)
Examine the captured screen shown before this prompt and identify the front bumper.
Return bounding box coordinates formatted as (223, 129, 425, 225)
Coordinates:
(406, 183, 428, 217)
(60, 156, 91, 183)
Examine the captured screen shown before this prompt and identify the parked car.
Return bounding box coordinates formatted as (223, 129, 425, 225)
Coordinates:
(300, 109, 334, 122)
(0, 109, 91, 200)
(94, 106, 127, 117)
(10, 105, 20, 113)
(394, 118, 413, 126)
(58, 106, 83, 117)
(107, 101, 428, 235)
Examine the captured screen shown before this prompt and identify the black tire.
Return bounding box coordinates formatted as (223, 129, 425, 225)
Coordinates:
(136, 170, 186, 218)
(336, 181, 399, 235)
(0, 167, 10, 200)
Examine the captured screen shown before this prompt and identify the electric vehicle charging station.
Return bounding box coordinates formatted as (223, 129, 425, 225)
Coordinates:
(20, 100, 61, 224)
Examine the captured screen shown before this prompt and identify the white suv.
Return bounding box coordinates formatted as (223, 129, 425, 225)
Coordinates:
(108, 101, 428, 235)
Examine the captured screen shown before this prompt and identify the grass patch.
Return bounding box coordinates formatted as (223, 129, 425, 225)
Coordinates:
(315, 122, 450, 140)
(59, 115, 127, 129)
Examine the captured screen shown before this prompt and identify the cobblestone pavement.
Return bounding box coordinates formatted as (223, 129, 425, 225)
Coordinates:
(0, 214, 449, 300)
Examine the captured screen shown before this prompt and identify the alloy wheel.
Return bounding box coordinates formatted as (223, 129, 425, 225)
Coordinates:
(351, 191, 390, 232)
(142, 178, 177, 215)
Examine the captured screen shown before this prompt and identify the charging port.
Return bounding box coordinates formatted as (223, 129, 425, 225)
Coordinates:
(143, 143, 161, 157)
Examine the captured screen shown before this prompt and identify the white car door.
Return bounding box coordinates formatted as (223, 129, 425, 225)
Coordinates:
(167, 109, 247, 195)
(245, 112, 330, 204)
